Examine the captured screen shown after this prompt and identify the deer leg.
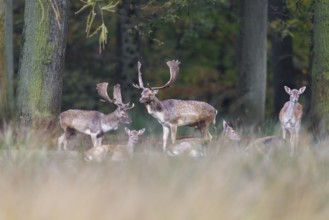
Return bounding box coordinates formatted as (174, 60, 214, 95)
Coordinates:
(58, 133, 66, 151)
(162, 126, 170, 152)
(289, 131, 295, 156)
(170, 125, 177, 144)
(281, 126, 287, 140)
(90, 133, 98, 147)
(96, 137, 103, 146)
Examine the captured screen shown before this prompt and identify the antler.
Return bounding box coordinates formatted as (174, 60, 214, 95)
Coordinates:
(132, 61, 145, 89)
(96, 82, 115, 103)
(151, 60, 180, 90)
(113, 84, 123, 105)
(113, 83, 135, 110)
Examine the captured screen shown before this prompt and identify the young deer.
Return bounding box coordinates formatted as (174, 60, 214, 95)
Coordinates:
(279, 86, 306, 155)
(166, 138, 209, 158)
(58, 83, 134, 151)
(84, 127, 145, 162)
(222, 120, 286, 156)
(133, 60, 217, 151)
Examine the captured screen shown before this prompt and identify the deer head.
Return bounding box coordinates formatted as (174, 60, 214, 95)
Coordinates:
(284, 86, 306, 103)
(97, 82, 134, 124)
(133, 60, 180, 104)
(124, 127, 145, 145)
(222, 120, 241, 141)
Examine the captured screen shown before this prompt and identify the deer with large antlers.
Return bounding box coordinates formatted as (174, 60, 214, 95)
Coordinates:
(133, 60, 217, 151)
(58, 83, 134, 151)
(279, 86, 306, 155)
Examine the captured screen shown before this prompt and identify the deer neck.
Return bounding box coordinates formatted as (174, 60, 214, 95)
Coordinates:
(286, 101, 297, 119)
(145, 97, 167, 122)
(126, 140, 135, 158)
(101, 111, 120, 132)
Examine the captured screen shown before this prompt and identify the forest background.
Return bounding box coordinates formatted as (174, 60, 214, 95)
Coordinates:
(2, 0, 327, 141)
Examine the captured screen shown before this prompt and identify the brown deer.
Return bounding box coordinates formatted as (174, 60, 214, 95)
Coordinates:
(58, 83, 134, 151)
(222, 120, 286, 156)
(84, 127, 145, 162)
(166, 138, 209, 158)
(279, 86, 306, 155)
(133, 60, 217, 151)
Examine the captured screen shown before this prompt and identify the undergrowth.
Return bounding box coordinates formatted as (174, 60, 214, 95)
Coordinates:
(0, 124, 328, 220)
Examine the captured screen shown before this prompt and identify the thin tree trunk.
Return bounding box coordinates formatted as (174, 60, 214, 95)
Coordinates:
(116, 0, 139, 102)
(310, 0, 329, 141)
(0, 0, 14, 120)
(5, 0, 14, 115)
(268, 0, 295, 117)
(238, 0, 268, 127)
(17, 0, 69, 128)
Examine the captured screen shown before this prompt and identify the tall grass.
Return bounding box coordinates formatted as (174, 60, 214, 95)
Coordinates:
(0, 124, 329, 220)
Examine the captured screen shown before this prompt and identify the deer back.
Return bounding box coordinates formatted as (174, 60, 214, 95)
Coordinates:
(148, 99, 217, 126)
(59, 110, 104, 134)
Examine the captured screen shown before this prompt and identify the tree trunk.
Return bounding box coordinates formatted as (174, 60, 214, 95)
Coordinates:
(268, 0, 295, 117)
(310, 0, 329, 141)
(238, 0, 268, 127)
(0, 0, 14, 119)
(116, 0, 139, 102)
(17, 0, 69, 128)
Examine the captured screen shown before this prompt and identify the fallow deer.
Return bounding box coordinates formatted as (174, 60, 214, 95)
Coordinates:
(279, 86, 306, 155)
(222, 120, 286, 156)
(133, 60, 217, 151)
(58, 83, 134, 151)
(166, 138, 209, 158)
(84, 127, 145, 162)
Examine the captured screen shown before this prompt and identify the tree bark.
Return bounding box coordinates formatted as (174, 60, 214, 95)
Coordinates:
(310, 0, 329, 140)
(116, 0, 139, 102)
(17, 0, 69, 128)
(238, 0, 268, 126)
(0, 0, 14, 119)
(268, 0, 295, 117)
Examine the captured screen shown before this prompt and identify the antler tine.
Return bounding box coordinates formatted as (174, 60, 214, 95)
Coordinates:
(132, 61, 145, 89)
(96, 82, 115, 103)
(114, 84, 135, 109)
(113, 84, 123, 105)
(124, 102, 135, 110)
(151, 59, 181, 90)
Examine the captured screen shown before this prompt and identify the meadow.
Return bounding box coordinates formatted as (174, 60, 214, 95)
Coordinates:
(0, 124, 329, 220)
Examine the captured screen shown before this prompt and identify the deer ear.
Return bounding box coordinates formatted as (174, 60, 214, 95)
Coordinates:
(138, 128, 145, 135)
(299, 86, 306, 94)
(124, 127, 130, 134)
(284, 86, 291, 94)
(152, 90, 159, 95)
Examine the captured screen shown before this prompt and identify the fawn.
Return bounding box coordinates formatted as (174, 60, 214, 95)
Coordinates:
(84, 127, 145, 162)
(222, 120, 286, 156)
(166, 137, 209, 158)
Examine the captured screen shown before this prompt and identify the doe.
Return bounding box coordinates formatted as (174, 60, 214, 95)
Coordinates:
(279, 86, 306, 155)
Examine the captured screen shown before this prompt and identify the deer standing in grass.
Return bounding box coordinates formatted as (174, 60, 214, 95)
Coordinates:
(84, 127, 145, 162)
(279, 86, 306, 155)
(58, 83, 134, 151)
(133, 60, 217, 151)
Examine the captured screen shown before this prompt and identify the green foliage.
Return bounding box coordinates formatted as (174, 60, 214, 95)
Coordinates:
(76, 0, 119, 53)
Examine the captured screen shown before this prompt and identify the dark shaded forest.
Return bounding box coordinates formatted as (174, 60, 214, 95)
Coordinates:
(4, 0, 329, 141)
